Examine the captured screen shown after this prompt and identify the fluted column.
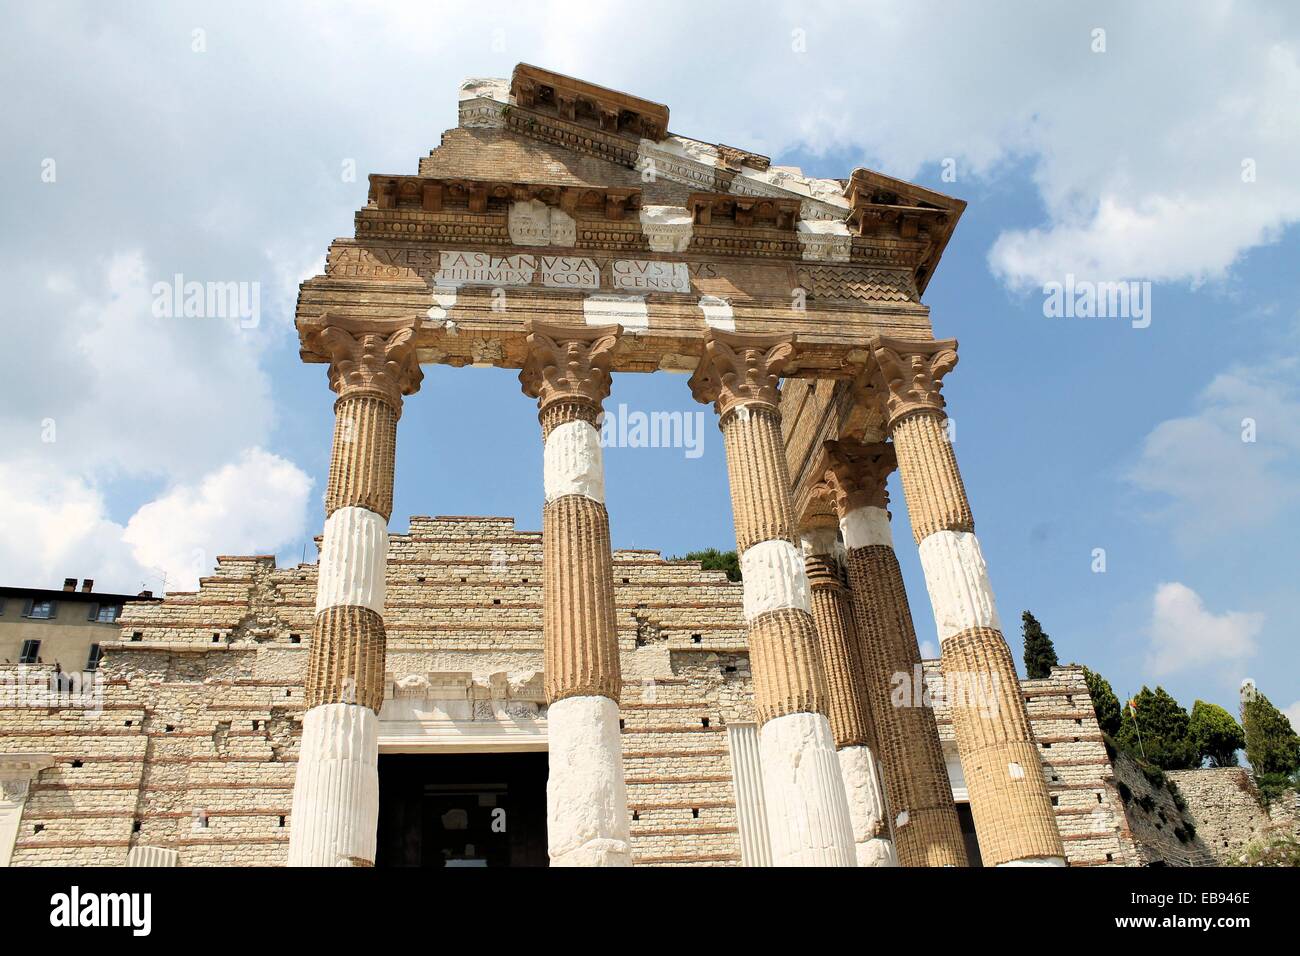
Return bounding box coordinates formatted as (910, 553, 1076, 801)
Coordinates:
(288, 317, 422, 866)
(820, 440, 968, 866)
(869, 337, 1065, 867)
(689, 330, 856, 867)
(801, 520, 897, 867)
(521, 321, 631, 867)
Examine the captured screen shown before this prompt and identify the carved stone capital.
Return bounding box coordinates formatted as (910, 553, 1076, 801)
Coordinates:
(869, 336, 958, 426)
(821, 439, 897, 515)
(688, 330, 795, 418)
(519, 322, 620, 412)
(304, 316, 423, 409)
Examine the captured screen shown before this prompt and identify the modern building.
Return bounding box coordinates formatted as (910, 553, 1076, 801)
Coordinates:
(0, 578, 157, 674)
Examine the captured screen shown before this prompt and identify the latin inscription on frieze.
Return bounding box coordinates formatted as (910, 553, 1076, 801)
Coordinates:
(328, 246, 707, 294)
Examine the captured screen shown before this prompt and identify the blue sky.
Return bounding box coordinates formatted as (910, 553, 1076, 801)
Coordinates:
(1, 1, 1296, 726)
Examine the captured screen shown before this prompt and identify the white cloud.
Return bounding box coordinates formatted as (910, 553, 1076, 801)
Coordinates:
(0, 450, 312, 595)
(1128, 360, 1300, 544)
(123, 448, 313, 591)
(1146, 582, 1262, 677)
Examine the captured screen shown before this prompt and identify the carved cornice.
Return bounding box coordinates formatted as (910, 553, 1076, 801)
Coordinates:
(688, 193, 800, 231)
(302, 316, 424, 408)
(717, 144, 772, 172)
(510, 63, 669, 141)
(688, 330, 795, 418)
(844, 168, 966, 294)
(869, 336, 958, 426)
(368, 175, 641, 221)
(519, 322, 621, 411)
(820, 439, 897, 515)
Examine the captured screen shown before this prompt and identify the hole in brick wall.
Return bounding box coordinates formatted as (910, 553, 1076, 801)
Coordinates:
(1106, 853, 1113, 862)
(723, 664, 736, 673)
(1073, 737, 1080, 743)
(691, 633, 702, 643)
(165, 725, 175, 733)
(1042, 742, 1052, 748)
(619, 719, 625, 729)
(1051, 774, 1059, 782)
(1096, 792, 1103, 803)
(417, 576, 426, 583)
(71, 759, 83, 768)
(632, 811, 640, 821)
(279, 816, 286, 827)
(691, 808, 700, 818)
(1051, 796, 1059, 806)
(131, 632, 143, 641)
(622, 577, 630, 584)
(492, 598, 501, 605)
(1066, 695, 1074, 705)
(211, 634, 220, 643)
(701, 718, 710, 728)
(132, 821, 141, 833)
(252, 720, 261, 731)
(124, 720, 132, 727)
(460, 576, 467, 583)
(285, 690, 292, 697)
(290, 634, 301, 644)
(1075, 718, 1083, 725)
(522, 578, 529, 583)
(33, 823, 44, 833)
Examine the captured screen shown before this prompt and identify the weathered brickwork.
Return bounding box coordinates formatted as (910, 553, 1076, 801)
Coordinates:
(1, 519, 1166, 867)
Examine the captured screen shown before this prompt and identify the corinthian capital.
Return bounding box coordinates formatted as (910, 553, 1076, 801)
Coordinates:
(519, 322, 621, 411)
(688, 330, 795, 418)
(869, 336, 958, 426)
(304, 316, 423, 408)
(818, 439, 896, 515)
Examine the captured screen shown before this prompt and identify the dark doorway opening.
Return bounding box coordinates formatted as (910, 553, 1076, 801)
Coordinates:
(376, 751, 548, 867)
(956, 802, 983, 866)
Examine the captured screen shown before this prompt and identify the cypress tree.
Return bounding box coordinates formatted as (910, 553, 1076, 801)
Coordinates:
(1021, 610, 1059, 679)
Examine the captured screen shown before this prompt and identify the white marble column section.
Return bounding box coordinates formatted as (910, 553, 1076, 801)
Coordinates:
(915, 530, 1001, 643)
(542, 416, 631, 867)
(806, 522, 896, 867)
(289, 506, 388, 867)
(0, 754, 53, 867)
(726, 722, 773, 867)
(739, 540, 857, 867)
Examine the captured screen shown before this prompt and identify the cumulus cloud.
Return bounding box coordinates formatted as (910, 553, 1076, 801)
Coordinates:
(1146, 582, 1262, 677)
(0, 451, 312, 594)
(123, 448, 313, 591)
(1285, 701, 1300, 730)
(1128, 359, 1300, 544)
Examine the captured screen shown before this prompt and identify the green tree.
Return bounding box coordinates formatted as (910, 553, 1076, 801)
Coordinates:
(1187, 700, 1245, 767)
(676, 548, 741, 583)
(1082, 666, 1122, 737)
(1242, 690, 1300, 776)
(1021, 611, 1059, 679)
(1116, 686, 1197, 770)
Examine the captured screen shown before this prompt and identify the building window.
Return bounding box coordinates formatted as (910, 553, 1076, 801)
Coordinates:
(26, 600, 55, 620)
(19, 640, 41, 664)
(95, 604, 120, 623)
(86, 645, 103, 671)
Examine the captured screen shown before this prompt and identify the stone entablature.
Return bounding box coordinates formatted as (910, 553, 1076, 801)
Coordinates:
(299, 64, 962, 385)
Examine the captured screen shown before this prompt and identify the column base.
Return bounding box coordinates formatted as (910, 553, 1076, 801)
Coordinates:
(287, 703, 379, 867)
(837, 744, 898, 868)
(997, 856, 1067, 867)
(547, 695, 632, 867)
(758, 712, 857, 867)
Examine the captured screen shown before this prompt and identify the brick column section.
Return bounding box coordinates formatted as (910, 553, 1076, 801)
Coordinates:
(820, 440, 968, 867)
(689, 330, 856, 867)
(801, 519, 897, 867)
(520, 321, 631, 867)
(869, 336, 1065, 867)
(288, 317, 422, 867)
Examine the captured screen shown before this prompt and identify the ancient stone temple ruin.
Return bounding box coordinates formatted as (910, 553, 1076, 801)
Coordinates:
(2, 65, 1150, 867)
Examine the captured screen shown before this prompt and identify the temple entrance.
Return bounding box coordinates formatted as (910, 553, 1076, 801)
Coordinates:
(375, 752, 549, 867)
